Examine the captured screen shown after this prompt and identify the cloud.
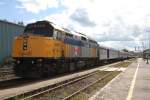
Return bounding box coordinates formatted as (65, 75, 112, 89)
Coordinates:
(17, 0, 59, 13)
(24, 0, 150, 50)
(70, 8, 96, 27)
(99, 41, 139, 51)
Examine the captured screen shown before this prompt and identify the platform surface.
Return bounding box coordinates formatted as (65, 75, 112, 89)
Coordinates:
(90, 58, 150, 100)
(132, 59, 150, 100)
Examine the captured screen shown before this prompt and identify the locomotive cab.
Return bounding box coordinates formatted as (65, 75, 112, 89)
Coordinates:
(12, 21, 63, 77)
(13, 21, 63, 58)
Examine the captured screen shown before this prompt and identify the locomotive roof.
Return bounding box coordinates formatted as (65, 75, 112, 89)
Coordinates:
(50, 23, 66, 32)
(47, 21, 93, 42)
(143, 49, 150, 54)
(34, 20, 98, 44)
(35, 20, 66, 33)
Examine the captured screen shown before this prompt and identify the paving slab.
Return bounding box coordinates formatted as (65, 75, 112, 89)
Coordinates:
(90, 58, 145, 100)
(132, 59, 150, 100)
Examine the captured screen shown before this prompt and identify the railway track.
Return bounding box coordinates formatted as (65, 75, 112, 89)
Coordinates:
(6, 70, 101, 99)
(63, 71, 118, 100)
(3, 60, 133, 100)
(0, 65, 18, 81)
(37, 69, 120, 100)
(6, 66, 121, 100)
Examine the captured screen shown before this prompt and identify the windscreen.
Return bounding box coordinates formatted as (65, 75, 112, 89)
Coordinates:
(24, 22, 53, 37)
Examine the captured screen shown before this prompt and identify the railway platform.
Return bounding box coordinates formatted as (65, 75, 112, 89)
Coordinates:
(90, 58, 150, 100)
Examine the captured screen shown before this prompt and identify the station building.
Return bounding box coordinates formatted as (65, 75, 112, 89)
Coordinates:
(0, 20, 25, 64)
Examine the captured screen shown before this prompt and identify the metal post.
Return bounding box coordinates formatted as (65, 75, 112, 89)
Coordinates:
(149, 33, 150, 49)
(146, 58, 149, 64)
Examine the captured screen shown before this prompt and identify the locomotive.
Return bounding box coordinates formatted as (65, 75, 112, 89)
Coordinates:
(12, 20, 131, 78)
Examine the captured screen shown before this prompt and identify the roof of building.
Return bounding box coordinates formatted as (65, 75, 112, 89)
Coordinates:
(143, 49, 150, 54)
(0, 20, 25, 27)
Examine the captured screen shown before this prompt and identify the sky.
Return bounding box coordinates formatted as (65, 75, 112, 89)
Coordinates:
(0, 0, 150, 51)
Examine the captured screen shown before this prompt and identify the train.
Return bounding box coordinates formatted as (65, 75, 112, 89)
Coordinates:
(12, 20, 132, 78)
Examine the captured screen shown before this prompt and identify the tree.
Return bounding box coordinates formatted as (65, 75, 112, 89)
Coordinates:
(18, 21, 24, 26)
(122, 49, 129, 52)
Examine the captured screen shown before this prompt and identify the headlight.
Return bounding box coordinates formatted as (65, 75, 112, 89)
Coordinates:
(31, 61, 34, 64)
(17, 60, 20, 64)
(37, 59, 42, 62)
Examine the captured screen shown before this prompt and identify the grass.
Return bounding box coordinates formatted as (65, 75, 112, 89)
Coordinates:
(112, 59, 136, 68)
(71, 71, 121, 100)
(32, 71, 111, 100)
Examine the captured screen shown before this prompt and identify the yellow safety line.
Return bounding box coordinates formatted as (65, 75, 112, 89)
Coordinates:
(126, 62, 140, 100)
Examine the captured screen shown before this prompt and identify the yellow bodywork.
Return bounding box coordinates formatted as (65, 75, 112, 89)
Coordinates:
(12, 35, 63, 58)
(91, 48, 97, 57)
(64, 44, 72, 57)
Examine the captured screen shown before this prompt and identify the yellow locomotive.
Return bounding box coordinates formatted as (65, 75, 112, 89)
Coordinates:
(12, 21, 99, 77)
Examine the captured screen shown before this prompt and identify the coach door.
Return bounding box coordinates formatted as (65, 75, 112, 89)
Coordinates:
(107, 49, 109, 59)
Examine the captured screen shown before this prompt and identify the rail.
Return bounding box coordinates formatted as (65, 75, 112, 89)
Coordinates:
(6, 70, 102, 100)
(63, 68, 120, 100)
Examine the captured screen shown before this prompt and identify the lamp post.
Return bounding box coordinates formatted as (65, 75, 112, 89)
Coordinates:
(146, 58, 149, 64)
(146, 53, 149, 64)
